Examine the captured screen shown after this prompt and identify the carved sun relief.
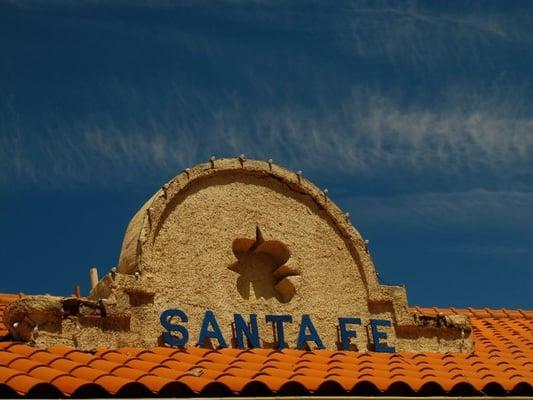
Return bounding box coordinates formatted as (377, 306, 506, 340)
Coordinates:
(229, 226, 300, 303)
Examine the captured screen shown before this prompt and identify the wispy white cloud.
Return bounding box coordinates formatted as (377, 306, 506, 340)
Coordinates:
(1, 1, 531, 193)
(343, 2, 533, 68)
(1, 86, 532, 191)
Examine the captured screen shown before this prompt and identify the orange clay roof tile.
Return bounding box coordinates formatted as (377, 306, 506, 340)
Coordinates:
(195, 360, 230, 372)
(28, 366, 68, 382)
(93, 374, 138, 394)
(47, 375, 90, 395)
(229, 359, 264, 371)
(223, 365, 260, 379)
(136, 351, 168, 363)
(0, 295, 531, 397)
(260, 366, 293, 379)
(137, 374, 176, 392)
(0, 366, 24, 382)
(174, 374, 215, 393)
(47, 344, 76, 356)
(148, 365, 183, 380)
(252, 374, 291, 391)
(88, 358, 122, 373)
(63, 349, 95, 364)
(122, 358, 161, 372)
(190, 367, 226, 380)
(0, 351, 24, 366)
(6, 343, 41, 357)
(4, 373, 46, 395)
(184, 347, 214, 357)
(293, 368, 330, 379)
(68, 365, 107, 381)
(8, 358, 42, 373)
(48, 358, 83, 374)
(215, 374, 251, 393)
(160, 358, 194, 371)
(290, 375, 327, 391)
(100, 351, 132, 364)
(167, 351, 204, 364)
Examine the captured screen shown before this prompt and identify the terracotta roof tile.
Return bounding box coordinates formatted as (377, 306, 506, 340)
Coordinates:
(63, 349, 95, 364)
(47, 344, 76, 356)
(93, 374, 137, 394)
(146, 365, 181, 380)
(196, 360, 230, 372)
(323, 374, 355, 389)
(8, 358, 42, 373)
(6, 343, 41, 357)
(290, 375, 326, 391)
(294, 367, 330, 379)
(0, 295, 19, 338)
(0, 351, 24, 365)
(260, 365, 293, 379)
(124, 358, 162, 372)
(5, 373, 47, 395)
(137, 374, 176, 392)
(228, 359, 263, 372)
(0, 299, 531, 396)
(216, 374, 251, 393)
(68, 365, 107, 381)
(0, 365, 24, 382)
(160, 358, 194, 371)
(136, 351, 168, 363)
(223, 365, 260, 379)
(28, 366, 68, 382)
(168, 351, 204, 364)
(174, 374, 216, 393)
(88, 358, 122, 373)
(48, 375, 90, 395)
(48, 357, 83, 373)
(100, 350, 131, 364)
(253, 374, 291, 391)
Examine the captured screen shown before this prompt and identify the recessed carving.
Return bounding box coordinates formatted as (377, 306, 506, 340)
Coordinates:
(229, 226, 300, 303)
(125, 288, 155, 307)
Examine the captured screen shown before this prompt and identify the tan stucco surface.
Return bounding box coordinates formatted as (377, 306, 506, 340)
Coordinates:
(5, 158, 472, 352)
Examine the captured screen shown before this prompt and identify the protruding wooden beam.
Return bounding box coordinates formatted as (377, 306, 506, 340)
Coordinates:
(89, 267, 99, 290)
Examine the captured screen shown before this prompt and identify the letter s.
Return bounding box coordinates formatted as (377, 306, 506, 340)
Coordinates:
(160, 309, 189, 347)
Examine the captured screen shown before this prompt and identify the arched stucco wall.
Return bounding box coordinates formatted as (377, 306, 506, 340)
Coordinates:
(5, 158, 472, 352)
(109, 158, 414, 349)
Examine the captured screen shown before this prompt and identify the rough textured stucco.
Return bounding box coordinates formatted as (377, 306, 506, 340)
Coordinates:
(6, 159, 472, 352)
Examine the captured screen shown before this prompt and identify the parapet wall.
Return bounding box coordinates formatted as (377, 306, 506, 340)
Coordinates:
(5, 158, 472, 353)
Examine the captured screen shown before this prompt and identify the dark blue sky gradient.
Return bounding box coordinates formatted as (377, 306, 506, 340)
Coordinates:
(1, 1, 532, 308)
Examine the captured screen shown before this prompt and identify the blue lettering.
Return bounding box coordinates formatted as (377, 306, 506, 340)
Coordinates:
(296, 314, 324, 349)
(370, 319, 395, 353)
(160, 309, 394, 352)
(234, 314, 260, 348)
(160, 309, 189, 347)
(338, 317, 361, 350)
(198, 310, 227, 348)
(265, 314, 292, 349)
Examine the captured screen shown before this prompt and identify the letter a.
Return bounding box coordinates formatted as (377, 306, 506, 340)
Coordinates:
(197, 310, 227, 348)
(296, 315, 324, 349)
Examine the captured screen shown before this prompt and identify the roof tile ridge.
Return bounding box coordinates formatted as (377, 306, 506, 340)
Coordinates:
(413, 305, 533, 318)
(484, 308, 494, 317)
(117, 347, 149, 358)
(0, 293, 24, 301)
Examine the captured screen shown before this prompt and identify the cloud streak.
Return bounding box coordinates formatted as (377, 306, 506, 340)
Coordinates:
(1, 1, 531, 195)
(1, 87, 531, 192)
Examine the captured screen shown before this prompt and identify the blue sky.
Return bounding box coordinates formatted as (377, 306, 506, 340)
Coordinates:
(1, 1, 532, 309)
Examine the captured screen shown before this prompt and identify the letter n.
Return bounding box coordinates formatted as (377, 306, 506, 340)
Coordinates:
(234, 314, 259, 348)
